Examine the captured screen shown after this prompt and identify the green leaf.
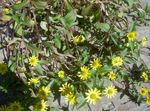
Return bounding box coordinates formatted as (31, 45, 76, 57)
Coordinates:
(32, 1, 48, 9)
(93, 9, 101, 22)
(17, 26, 23, 36)
(50, 107, 59, 111)
(61, 10, 77, 28)
(121, 48, 128, 57)
(110, 33, 118, 45)
(77, 96, 86, 109)
(13, 0, 29, 9)
(95, 22, 110, 32)
(53, 36, 61, 49)
(12, 14, 19, 23)
(120, 93, 125, 99)
(39, 60, 49, 65)
(65, 10, 76, 25)
(118, 11, 125, 18)
(125, 56, 137, 64)
(64, 29, 72, 39)
(137, 95, 143, 103)
(81, 5, 93, 16)
(9, 63, 16, 72)
(128, 21, 136, 32)
(0, 86, 7, 93)
(99, 65, 112, 74)
(129, 41, 134, 52)
(49, 15, 61, 23)
(126, 0, 136, 8)
(98, 79, 104, 89)
(62, 45, 66, 51)
(34, 65, 44, 75)
(27, 44, 43, 53)
(82, 50, 90, 64)
(64, 0, 73, 11)
(40, 21, 48, 31)
(2, 15, 11, 21)
(43, 41, 51, 49)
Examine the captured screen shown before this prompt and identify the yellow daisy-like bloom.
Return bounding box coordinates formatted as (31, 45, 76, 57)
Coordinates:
(78, 66, 91, 81)
(8, 101, 24, 111)
(127, 32, 137, 41)
(85, 88, 101, 105)
(108, 71, 116, 81)
(65, 93, 77, 105)
(146, 96, 150, 106)
(73, 35, 85, 44)
(139, 87, 149, 96)
(141, 72, 148, 82)
(38, 86, 51, 99)
(0, 105, 6, 111)
(34, 100, 48, 111)
(0, 105, 10, 111)
(2, 8, 10, 14)
(141, 36, 147, 46)
(59, 83, 73, 96)
(29, 56, 39, 67)
(28, 77, 39, 85)
(0, 63, 8, 75)
(58, 70, 65, 78)
(90, 58, 102, 70)
(112, 56, 123, 67)
(104, 85, 117, 99)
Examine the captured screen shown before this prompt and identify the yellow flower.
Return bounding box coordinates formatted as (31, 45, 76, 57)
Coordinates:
(73, 35, 85, 44)
(58, 70, 65, 78)
(0, 105, 6, 111)
(127, 32, 137, 41)
(2, 8, 10, 14)
(29, 56, 39, 67)
(85, 88, 102, 105)
(28, 77, 39, 85)
(112, 56, 123, 67)
(146, 96, 150, 106)
(38, 86, 51, 99)
(0, 63, 8, 75)
(59, 83, 73, 96)
(78, 66, 91, 80)
(141, 36, 147, 46)
(104, 85, 117, 99)
(139, 87, 148, 96)
(65, 93, 77, 105)
(0, 105, 10, 111)
(34, 100, 48, 111)
(8, 101, 24, 111)
(141, 72, 148, 82)
(108, 71, 116, 81)
(90, 58, 102, 70)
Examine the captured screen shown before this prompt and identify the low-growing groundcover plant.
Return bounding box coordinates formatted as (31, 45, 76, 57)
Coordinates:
(0, 0, 150, 110)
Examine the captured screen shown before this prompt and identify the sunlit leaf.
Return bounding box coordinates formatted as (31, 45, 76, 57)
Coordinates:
(95, 22, 110, 32)
(53, 36, 61, 49)
(13, 0, 29, 9)
(40, 21, 48, 31)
